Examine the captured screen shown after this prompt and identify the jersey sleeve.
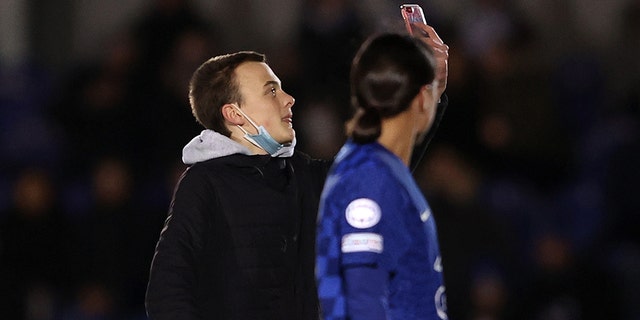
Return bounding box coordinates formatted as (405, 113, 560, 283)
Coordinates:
(335, 164, 413, 272)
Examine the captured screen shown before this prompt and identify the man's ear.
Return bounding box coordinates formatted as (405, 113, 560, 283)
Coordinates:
(221, 103, 244, 125)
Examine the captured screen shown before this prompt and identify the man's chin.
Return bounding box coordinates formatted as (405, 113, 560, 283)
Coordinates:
(283, 132, 296, 146)
(284, 129, 296, 143)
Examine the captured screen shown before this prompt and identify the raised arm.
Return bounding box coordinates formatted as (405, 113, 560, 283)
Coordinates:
(409, 23, 450, 171)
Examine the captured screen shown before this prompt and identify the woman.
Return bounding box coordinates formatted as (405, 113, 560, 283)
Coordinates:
(316, 31, 448, 320)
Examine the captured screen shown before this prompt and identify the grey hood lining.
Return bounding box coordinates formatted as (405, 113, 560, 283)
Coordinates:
(182, 129, 295, 165)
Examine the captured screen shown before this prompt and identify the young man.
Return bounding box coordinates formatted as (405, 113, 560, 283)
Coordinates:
(145, 52, 330, 320)
(316, 26, 450, 320)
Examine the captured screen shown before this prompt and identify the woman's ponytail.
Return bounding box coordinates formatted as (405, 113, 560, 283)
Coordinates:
(347, 107, 382, 144)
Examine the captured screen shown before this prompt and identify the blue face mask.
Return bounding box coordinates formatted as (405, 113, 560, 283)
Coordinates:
(233, 105, 286, 156)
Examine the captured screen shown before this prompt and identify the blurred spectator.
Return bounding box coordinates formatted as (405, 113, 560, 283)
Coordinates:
(0, 168, 74, 319)
(467, 264, 509, 320)
(132, 25, 219, 174)
(127, 0, 222, 176)
(70, 156, 144, 317)
(458, 0, 515, 63)
(516, 232, 620, 320)
(132, 0, 214, 84)
(293, 0, 366, 158)
(0, 59, 62, 172)
(474, 10, 570, 188)
(62, 281, 116, 320)
(49, 31, 141, 174)
(417, 144, 519, 319)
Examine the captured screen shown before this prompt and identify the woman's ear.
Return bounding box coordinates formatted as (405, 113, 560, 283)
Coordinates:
(421, 84, 437, 112)
(413, 86, 429, 113)
(221, 103, 244, 125)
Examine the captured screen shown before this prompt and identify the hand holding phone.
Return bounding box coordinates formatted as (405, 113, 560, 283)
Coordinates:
(400, 4, 427, 37)
(400, 4, 449, 103)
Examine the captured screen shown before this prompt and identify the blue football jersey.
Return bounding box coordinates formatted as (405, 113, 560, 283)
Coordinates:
(316, 141, 447, 320)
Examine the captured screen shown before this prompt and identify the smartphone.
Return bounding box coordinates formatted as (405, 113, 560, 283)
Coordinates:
(400, 4, 427, 36)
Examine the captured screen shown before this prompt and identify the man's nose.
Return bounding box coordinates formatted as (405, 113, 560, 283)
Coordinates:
(284, 93, 295, 108)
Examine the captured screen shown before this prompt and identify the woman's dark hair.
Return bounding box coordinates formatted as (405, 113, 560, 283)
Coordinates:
(348, 33, 436, 144)
(189, 51, 266, 136)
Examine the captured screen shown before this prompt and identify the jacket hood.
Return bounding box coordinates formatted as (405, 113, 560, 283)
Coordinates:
(182, 129, 295, 165)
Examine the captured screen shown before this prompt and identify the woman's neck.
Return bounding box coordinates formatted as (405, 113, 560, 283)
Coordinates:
(377, 111, 416, 166)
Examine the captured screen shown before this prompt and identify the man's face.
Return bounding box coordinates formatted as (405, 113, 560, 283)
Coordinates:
(234, 61, 295, 144)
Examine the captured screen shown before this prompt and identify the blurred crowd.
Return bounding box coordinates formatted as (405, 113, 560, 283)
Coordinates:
(1, 0, 639, 319)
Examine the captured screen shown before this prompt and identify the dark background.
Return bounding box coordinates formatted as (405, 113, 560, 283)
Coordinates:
(1, 0, 639, 319)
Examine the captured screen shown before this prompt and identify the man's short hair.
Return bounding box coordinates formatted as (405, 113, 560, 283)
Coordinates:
(189, 51, 266, 136)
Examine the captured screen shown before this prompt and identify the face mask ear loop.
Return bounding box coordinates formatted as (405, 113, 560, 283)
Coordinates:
(236, 124, 250, 135)
(232, 104, 266, 150)
(233, 104, 260, 133)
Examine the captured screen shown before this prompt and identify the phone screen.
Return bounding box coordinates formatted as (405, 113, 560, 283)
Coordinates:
(400, 4, 427, 36)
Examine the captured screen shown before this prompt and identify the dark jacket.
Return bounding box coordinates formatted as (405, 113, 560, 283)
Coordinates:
(146, 131, 329, 320)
